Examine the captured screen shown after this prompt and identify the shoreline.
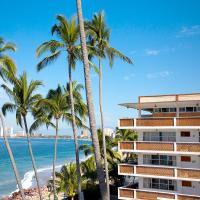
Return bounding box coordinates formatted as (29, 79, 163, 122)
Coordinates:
(2, 156, 89, 199)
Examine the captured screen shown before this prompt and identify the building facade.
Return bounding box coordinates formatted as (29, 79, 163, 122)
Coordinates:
(0, 127, 14, 137)
(118, 93, 200, 200)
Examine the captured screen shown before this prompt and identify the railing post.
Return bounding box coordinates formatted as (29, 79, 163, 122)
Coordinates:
(174, 168, 177, 178)
(174, 142, 177, 152)
(134, 118, 137, 127)
(134, 141, 136, 151)
(134, 190, 136, 199)
(175, 194, 178, 200)
(174, 117, 176, 127)
(134, 165, 136, 174)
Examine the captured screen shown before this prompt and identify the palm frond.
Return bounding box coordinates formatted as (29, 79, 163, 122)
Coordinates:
(37, 50, 61, 71)
(2, 103, 16, 116)
(36, 40, 64, 57)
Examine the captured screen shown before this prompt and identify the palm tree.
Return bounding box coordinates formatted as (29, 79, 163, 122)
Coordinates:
(75, 1, 108, 199)
(30, 84, 87, 199)
(80, 130, 121, 166)
(86, 12, 133, 197)
(0, 37, 25, 199)
(1, 72, 43, 200)
(54, 163, 86, 200)
(81, 156, 97, 185)
(36, 16, 83, 199)
(0, 37, 16, 82)
(115, 128, 138, 142)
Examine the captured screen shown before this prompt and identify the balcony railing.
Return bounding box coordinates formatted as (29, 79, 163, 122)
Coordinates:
(118, 164, 200, 180)
(119, 141, 200, 154)
(118, 188, 200, 200)
(119, 117, 200, 128)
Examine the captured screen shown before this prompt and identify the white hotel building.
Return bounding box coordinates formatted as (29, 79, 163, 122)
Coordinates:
(118, 93, 200, 200)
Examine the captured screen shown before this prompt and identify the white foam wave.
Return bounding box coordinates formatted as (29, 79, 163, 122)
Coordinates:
(21, 164, 63, 190)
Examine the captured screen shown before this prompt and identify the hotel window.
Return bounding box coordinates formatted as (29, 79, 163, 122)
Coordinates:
(186, 107, 194, 112)
(179, 107, 186, 112)
(162, 108, 169, 112)
(143, 155, 176, 166)
(181, 131, 190, 137)
(182, 181, 192, 187)
(143, 132, 176, 142)
(181, 156, 191, 162)
(143, 178, 176, 191)
(169, 108, 176, 112)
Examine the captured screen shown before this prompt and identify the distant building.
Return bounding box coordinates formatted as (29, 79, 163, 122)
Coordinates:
(13, 130, 25, 137)
(80, 130, 89, 139)
(0, 127, 14, 137)
(104, 128, 115, 138)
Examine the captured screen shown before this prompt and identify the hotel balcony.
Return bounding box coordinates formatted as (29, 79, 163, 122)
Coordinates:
(119, 117, 200, 129)
(118, 187, 200, 200)
(119, 141, 200, 155)
(118, 164, 200, 181)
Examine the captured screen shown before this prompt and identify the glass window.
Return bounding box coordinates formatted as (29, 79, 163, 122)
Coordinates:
(170, 108, 176, 112)
(179, 107, 186, 112)
(182, 181, 192, 187)
(181, 156, 191, 162)
(186, 107, 193, 112)
(144, 178, 176, 191)
(162, 108, 169, 112)
(198, 107, 200, 112)
(181, 131, 190, 137)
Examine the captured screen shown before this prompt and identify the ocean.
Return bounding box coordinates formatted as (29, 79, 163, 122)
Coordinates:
(0, 138, 91, 198)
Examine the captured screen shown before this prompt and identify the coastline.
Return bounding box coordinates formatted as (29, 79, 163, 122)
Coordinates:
(2, 156, 90, 199)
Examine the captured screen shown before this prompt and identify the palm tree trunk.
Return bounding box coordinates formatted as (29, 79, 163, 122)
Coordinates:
(53, 118, 59, 199)
(22, 115, 43, 200)
(75, 1, 108, 199)
(99, 58, 110, 199)
(68, 58, 82, 200)
(0, 113, 26, 200)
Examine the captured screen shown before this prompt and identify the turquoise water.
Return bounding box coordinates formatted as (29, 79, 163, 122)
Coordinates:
(0, 138, 91, 198)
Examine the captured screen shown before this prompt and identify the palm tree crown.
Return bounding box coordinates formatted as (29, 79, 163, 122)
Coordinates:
(0, 37, 17, 82)
(2, 72, 42, 126)
(36, 15, 81, 71)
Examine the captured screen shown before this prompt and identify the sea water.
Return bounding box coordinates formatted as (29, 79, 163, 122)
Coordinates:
(0, 138, 91, 198)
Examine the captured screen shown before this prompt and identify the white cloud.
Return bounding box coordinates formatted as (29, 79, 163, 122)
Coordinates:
(145, 49, 160, 56)
(177, 25, 200, 37)
(146, 70, 170, 79)
(123, 73, 135, 81)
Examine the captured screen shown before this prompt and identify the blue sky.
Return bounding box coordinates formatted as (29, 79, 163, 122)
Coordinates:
(0, 0, 200, 134)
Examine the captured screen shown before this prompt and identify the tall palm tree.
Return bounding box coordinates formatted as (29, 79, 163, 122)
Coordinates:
(86, 12, 133, 197)
(1, 72, 43, 200)
(0, 37, 25, 199)
(36, 16, 83, 199)
(75, 1, 108, 199)
(30, 84, 87, 199)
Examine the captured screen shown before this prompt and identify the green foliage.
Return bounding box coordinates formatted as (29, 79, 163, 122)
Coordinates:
(0, 37, 17, 82)
(80, 129, 121, 166)
(53, 163, 85, 199)
(1, 72, 42, 128)
(30, 82, 88, 133)
(36, 15, 81, 71)
(86, 11, 133, 67)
